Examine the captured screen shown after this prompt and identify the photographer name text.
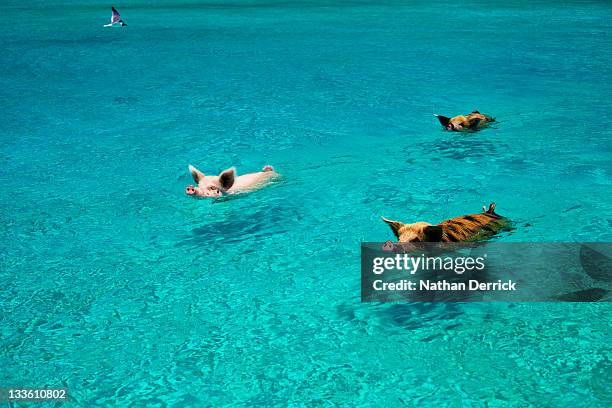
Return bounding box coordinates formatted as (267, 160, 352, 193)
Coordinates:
(372, 279, 517, 291)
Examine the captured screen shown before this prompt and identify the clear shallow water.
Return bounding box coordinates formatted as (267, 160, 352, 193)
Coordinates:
(1, 0, 611, 406)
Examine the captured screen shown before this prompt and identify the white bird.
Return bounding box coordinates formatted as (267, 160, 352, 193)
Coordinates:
(104, 6, 127, 27)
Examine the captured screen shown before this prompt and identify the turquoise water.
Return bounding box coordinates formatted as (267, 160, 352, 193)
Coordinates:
(1, 0, 611, 406)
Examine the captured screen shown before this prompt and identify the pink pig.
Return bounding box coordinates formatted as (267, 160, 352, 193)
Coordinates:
(185, 164, 279, 198)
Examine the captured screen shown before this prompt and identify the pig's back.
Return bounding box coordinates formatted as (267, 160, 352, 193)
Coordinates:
(229, 171, 279, 193)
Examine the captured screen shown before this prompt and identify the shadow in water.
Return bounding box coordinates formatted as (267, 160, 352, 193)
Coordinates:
(385, 302, 466, 330)
(580, 245, 612, 282)
(176, 200, 296, 248)
(406, 137, 504, 162)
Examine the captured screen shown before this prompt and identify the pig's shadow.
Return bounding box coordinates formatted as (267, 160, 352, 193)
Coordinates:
(337, 301, 467, 332)
(384, 302, 466, 330)
(407, 137, 504, 162)
(177, 201, 296, 248)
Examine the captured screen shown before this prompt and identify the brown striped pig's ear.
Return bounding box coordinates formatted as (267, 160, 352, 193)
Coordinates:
(218, 167, 236, 191)
(483, 202, 496, 214)
(423, 226, 443, 242)
(483, 202, 501, 218)
(434, 114, 451, 128)
(381, 217, 404, 239)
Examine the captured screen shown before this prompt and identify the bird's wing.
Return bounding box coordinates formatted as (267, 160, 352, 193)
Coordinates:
(111, 7, 121, 23)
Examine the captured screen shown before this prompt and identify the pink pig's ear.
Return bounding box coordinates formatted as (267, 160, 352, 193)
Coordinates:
(218, 167, 236, 190)
(188, 165, 205, 184)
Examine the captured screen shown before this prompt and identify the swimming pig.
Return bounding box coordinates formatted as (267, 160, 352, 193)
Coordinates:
(185, 164, 279, 198)
(382, 203, 508, 242)
(435, 110, 495, 131)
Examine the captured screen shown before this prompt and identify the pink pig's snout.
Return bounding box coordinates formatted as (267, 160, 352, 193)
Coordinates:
(186, 185, 197, 195)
